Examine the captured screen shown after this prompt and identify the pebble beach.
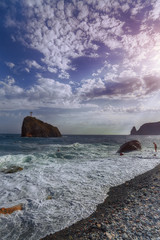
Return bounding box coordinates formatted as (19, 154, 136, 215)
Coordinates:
(42, 164, 160, 240)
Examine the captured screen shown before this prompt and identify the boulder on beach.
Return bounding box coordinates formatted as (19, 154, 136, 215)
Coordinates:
(0, 204, 23, 214)
(2, 166, 23, 174)
(117, 140, 141, 153)
(21, 116, 62, 137)
(130, 121, 160, 135)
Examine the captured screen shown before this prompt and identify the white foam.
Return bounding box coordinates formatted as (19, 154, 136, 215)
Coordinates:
(0, 138, 160, 239)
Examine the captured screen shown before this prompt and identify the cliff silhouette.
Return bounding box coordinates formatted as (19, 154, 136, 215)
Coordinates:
(130, 121, 160, 135)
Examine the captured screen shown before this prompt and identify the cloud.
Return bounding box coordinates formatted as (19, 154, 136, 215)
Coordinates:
(5, 62, 15, 69)
(3, 1, 160, 103)
(24, 60, 43, 70)
(148, 0, 160, 20)
(119, 69, 137, 78)
(3, 1, 158, 66)
(0, 75, 74, 110)
(102, 103, 160, 114)
(26, 77, 73, 104)
(0, 76, 23, 100)
(24, 68, 30, 73)
(143, 75, 160, 94)
(58, 70, 70, 79)
(77, 76, 142, 100)
(3, 0, 159, 88)
(77, 72, 160, 101)
(3, 0, 125, 72)
(47, 67, 58, 73)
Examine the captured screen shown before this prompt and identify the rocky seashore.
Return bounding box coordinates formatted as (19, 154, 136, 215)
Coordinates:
(21, 116, 62, 137)
(42, 164, 160, 240)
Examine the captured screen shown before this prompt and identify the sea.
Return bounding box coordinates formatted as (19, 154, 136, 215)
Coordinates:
(0, 134, 160, 240)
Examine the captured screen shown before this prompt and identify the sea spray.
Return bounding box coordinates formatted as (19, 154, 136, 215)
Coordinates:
(0, 134, 160, 239)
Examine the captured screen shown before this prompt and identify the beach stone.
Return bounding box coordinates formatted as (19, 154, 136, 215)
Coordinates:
(2, 166, 23, 174)
(105, 232, 113, 240)
(101, 223, 108, 232)
(91, 224, 97, 229)
(0, 204, 23, 214)
(122, 233, 128, 239)
(96, 223, 101, 229)
(46, 196, 52, 200)
(117, 140, 141, 153)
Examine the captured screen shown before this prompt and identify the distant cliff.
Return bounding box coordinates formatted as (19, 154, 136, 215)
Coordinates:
(21, 116, 62, 137)
(130, 121, 160, 135)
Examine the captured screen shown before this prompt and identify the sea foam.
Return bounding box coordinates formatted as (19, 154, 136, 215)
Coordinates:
(0, 135, 160, 239)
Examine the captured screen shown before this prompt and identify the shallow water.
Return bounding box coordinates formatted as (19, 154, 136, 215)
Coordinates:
(0, 134, 160, 239)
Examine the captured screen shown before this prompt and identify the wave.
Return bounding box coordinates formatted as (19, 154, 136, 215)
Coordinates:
(0, 135, 160, 239)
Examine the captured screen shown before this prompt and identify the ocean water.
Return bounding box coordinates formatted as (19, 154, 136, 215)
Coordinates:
(0, 134, 160, 240)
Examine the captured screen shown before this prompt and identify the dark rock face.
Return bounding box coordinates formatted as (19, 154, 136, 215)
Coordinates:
(130, 121, 160, 135)
(117, 140, 141, 153)
(21, 116, 62, 137)
(130, 126, 137, 135)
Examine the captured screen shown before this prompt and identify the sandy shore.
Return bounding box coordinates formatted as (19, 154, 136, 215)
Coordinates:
(41, 164, 160, 240)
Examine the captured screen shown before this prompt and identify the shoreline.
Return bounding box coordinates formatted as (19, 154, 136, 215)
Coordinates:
(41, 164, 160, 240)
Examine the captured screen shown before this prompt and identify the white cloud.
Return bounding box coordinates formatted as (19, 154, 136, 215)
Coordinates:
(58, 70, 70, 79)
(77, 2, 89, 20)
(24, 68, 30, 73)
(5, 75, 15, 85)
(0, 77, 23, 100)
(0, 76, 75, 110)
(4, 0, 160, 81)
(5, 62, 15, 69)
(3, 1, 160, 104)
(77, 78, 105, 100)
(47, 67, 58, 73)
(148, 0, 160, 20)
(5, 0, 126, 72)
(119, 69, 137, 79)
(25, 60, 43, 70)
(26, 77, 72, 103)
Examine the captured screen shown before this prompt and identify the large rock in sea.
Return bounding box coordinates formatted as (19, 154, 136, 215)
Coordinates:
(130, 121, 160, 135)
(117, 140, 141, 153)
(21, 116, 62, 137)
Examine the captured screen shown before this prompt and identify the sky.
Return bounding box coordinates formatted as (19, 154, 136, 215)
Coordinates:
(1, 0, 160, 135)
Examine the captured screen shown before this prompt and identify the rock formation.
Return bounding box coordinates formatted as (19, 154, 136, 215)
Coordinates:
(21, 116, 62, 137)
(117, 140, 141, 153)
(130, 121, 160, 135)
(130, 126, 137, 135)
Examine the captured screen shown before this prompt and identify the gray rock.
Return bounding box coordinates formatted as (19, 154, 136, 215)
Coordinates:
(101, 223, 108, 232)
